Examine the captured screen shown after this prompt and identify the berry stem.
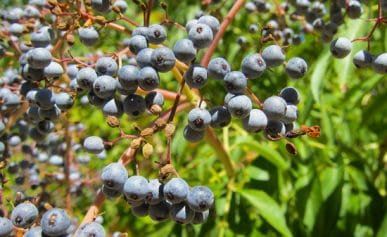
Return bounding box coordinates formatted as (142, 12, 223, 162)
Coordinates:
(145, 0, 153, 27)
(201, 0, 246, 67)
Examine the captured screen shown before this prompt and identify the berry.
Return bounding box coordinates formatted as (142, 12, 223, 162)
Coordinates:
(192, 210, 209, 224)
(169, 203, 195, 224)
(266, 120, 286, 137)
(188, 23, 213, 48)
(241, 53, 266, 78)
(209, 106, 231, 128)
(136, 48, 154, 68)
(101, 162, 128, 190)
(188, 108, 212, 131)
(78, 222, 106, 237)
(151, 47, 176, 72)
(131, 203, 149, 217)
(263, 96, 287, 120)
(145, 91, 164, 111)
(146, 179, 164, 205)
(197, 15, 220, 35)
(118, 65, 139, 90)
(207, 57, 231, 80)
(330, 37, 352, 58)
(83, 136, 105, 154)
(79, 27, 99, 46)
(186, 186, 214, 212)
(224, 71, 247, 94)
(353, 50, 373, 68)
(185, 19, 198, 33)
(279, 87, 301, 105)
(93, 75, 117, 99)
(27, 48, 52, 69)
(77, 67, 98, 90)
(128, 35, 148, 54)
(242, 109, 268, 132)
(35, 88, 55, 109)
(163, 178, 189, 204)
(10, 202, 39, 228)
(372, 53, 387, 74)
(54, 92, 73, 110)
(347, 0, 363, 19)
(24, 226, 42, 237)
(95, 57, 118, 76)
(173, 39, 197, 64)
(43, 62, 63, 79)
(281, 104, 298, 123)
(41, 208, 71, 236)
(147, 24, 167, 44)
(183, 125, 205, 142)
(184, 65, 208, 89)
(227, 95, 252, 118)
(285, 57, 308, 79)
(123, 176, 150, 201)
(262, 45, 286, 67)
(102, 98, 123, 117)
(148, 201, 171, 222)
(138, 66, 160, 91)
(123, 94, 146, 117)
(102, 185, 122, 198)
(91, 0, 110, 12)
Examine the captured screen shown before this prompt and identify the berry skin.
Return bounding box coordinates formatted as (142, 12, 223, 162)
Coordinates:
(132, 26, 149, 37)
(145, 91, 164, 111)
(27, 48, 52, 69)
(23, 226, 42, 237)
(128, 35, 148, 54)
(227, 95, 252, 118)
(93, 75, 117, 99)
(281, 104, 298, 123)
(123, 93, 146, 117)
(173, 39, 197, 64)
(101, 162, 128, 190)
(102, 185, 122, 198)
(95, 57, 118, 76)
(197, 15, 220, 35)
(151, 47, 176, 72)
(241, 53, 266, 79)
(91, 0, 110, 12)
(242, 109, 268, 133)
(146, 179, 164, 205)
(10, 202, 39, 228)
(192, 210, 209, 224)
(188, 108, 212, 131)
(169, 203, 195, 224)
(30, 29, 51, 47)
(347, 0, 363, 19)
(207, 57, 231, 80)
(138, 66, 160, 91)
(79, 26, 99, 46)
(372, 53, 387, 74)
(209, 106, 231, 128)
(263, 96, 287, 120)
(102, 98, 123, 117)
(83, 136, 105, 154)
(131, 203, 149, 217)
(147, 24, 167, 44)
(118, 65, 139, 90)
(148, 201, 171, 222)
(78, 222, 106, 237)
(280, 87, 301, 105)
(266, 120, 286, 137)
(35, 88, 55, 109)
(54, 92, 73, 110)
(285, 57, 308, 79)
(224, 71, 247, 94)
(262, 45, 286, 67)
(43, 62, 63, 79)
(330, 37, 352, 58)
(353, 50, 373, 68)
(188, 23, 214, 48)
(77, 67, 98, 90)
(183, 125, 205, 142)
(184, 65, 208, 89)
(113, 0, 128, 12)
(136, 48, 154, 68)
(163, 178, 190, 204)
(123, 176, 150, 202)
(186, 186, 214, 212)
(185, 19, 198, 33)
(41, 208, 71, 236)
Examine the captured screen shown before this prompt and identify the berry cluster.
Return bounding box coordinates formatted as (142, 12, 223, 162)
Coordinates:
(101, 162, 213, 224)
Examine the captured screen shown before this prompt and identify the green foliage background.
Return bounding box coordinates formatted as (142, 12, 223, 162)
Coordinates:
(1, 0, 386, 236)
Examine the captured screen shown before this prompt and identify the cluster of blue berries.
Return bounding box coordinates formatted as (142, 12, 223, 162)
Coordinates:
(101, 162, 213, 224)
(0, 201, 106, 236)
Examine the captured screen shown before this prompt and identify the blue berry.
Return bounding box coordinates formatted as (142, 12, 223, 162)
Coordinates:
(138, 66, 160, 91)
(224, 71, 247, 94)
(76, 67, 98, 90)
(372, 53, 387, 74)
(128, 35, 148, 55)
(123, 176, 150, 201)
(207, 57, 231, 80)
(27, 48, 52, 69)
(123, 94, 146, 117)
(285, 57, 308, 79)
(184, 65, 208, 89)
(95, 57, 118, 76)
(145, 91, 164, 111)
(10, 202, 38, 228)
(188, 108, 211, 131)
(24, 226, 42, 237)
(192, 210, 209, 224)
(227, 95, 252, 118)
(262, 45, 285, 67)
(147, 24, 167, 44)
(197, 15, 220, 35)
(279, 87, 301, 105)
(242, 109, 268, 132)
(186, 186, 214, 212)
(78, 222, 106, 237)
(43, 62, 63, 79)
(91, 0, 110, 12)
(79, 27, 99, 46)
(209, 106, 232, 128)
(353, 50, 373, 68)
(330, 37, 352, 59)
(188, 23, 213, 48)
(169, 203, 195, 224)
(241, 53, 266, 78)
(101, 162, 128, 190)
(136, 48, 154, 68)
(183, 125, 205, 142)
(102, 98, 123, 117)
(151, 47, 176, 72)
(146, 179, 164, 205)
(35, 88, 55, 109)
(54, 92, 73, 110)
(163, 178, 189, 204)
(83, 136, 105, 154)
(173, 39, 197, 64)
(131, 203, 149, 217)
(263, 96, 287, 120)
(41, 208, 71, 236)
(148, 201, 171, 222)
(118, 65, 139, 90)
(93, 75, 117, 99)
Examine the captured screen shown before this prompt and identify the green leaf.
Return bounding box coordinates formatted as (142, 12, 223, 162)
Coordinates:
(310, 50, 330, 104)
(239, 189, 292, 237)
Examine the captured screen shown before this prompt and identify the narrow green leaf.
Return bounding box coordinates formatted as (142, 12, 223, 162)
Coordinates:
(311, 51, 330, 104)
(239, 189, 292, 237)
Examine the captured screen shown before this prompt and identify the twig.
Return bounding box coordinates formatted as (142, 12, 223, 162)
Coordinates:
(201, 0, 246, 67)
